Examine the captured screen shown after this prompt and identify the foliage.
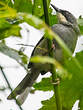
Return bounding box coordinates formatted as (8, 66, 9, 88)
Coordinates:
(33, 51, 83, 109)
(78, 17, 83, 35)
(0, 0, 83, 110)
(33, 0, 51, 17)
(14, 0, 32, 13)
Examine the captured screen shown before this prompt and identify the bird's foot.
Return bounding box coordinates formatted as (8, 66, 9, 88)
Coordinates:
(52, 78, 60, 85)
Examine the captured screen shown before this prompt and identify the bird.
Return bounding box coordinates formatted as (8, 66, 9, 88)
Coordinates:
(7, 4, 80, 105)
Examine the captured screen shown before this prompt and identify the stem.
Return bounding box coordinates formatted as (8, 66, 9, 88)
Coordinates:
(43, 0, 50, 25)
(42, 0, 62, 110)
(79, 96, 82, 110)
(0, 66, 23, 110)
(51, 65, 62, 110)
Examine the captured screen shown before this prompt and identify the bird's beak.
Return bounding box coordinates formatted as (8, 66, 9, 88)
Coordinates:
(51, 4, 60, 12)
(51, 4, 68, 23)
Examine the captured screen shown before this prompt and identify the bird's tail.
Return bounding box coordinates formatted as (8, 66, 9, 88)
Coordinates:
(7, 68, 40, 105)
(17, 87, 31, 105)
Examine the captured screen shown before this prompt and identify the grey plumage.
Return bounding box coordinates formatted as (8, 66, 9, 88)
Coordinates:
(7, 4, 80, 104)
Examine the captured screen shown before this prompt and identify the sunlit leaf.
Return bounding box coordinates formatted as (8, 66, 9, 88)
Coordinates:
(0, 2, 16, 18)
(0, 18, 21, 40)
(0, 0, 13, 7)
(0, 25, 21, 40)
(17, 13, 44, 29)
(31, 56, 70, 79)
(0, 18, 11, 30)
(30, 55, 55, 64)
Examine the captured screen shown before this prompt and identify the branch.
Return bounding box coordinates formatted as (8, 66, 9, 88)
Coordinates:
(0, 66, 23, 110)
(42, 1, 62, 110)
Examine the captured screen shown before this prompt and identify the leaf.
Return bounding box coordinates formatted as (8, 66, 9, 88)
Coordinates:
(32, 0, 44, 17)
(49, 14, 58, 26)
(0, 18, 11, 30)
(33, 51, 83, 109)
(14, 0, 32, 13)
(40, 9, 58, 26)
(78, 18, 83, 35)
(33, 0, 58, 26)
(0, 0, 13, 7)
(39, 96, 57, 110)
(0, 42, 28, 69)
(30, 56, 55, 64)
(0, 2, 16, 18)
(33, 77, 70, 110)
(60, 52, 83, 109)
(33, 0, 51, 17)
(33, 77, 53, 91)
(0, 25, 21, 40)
(0, 3, 21, 40)
(31, 56, 70, 79)
(75, 51, 83, 66)
(40, 95, 69, 110)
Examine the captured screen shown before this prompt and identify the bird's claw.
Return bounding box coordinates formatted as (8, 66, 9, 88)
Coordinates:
(52, 78, 60, 85)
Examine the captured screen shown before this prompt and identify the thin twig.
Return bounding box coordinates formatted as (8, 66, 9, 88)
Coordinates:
(17, 44, 35, 47)
(0, 66, 23, 110)
(17, 43, 48, 52)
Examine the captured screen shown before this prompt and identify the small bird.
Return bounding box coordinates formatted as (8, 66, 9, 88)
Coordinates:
(7, 4, 80, 105)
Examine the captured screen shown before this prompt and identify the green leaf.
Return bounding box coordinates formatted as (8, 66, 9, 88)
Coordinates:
(40, 8, 58, 26)
(0, 3, 21, 40)
(0, 25, 21, 40)
(34, 77, 70, 110)
(39, 96, 57, 110)
(75, 51, 83, 66)
(49, 14, 58, 26)
(30, 56, 55, 64)
(0, 2, 17, 18)
(14, 0, 32, 13)
(33, 77, 53, 91)
(78, 18, 83, 35)
(0, 18, 11, 30)
(40, 95, 69, 110)
(0, 0, 13, 7)
(0, 18, 21, 40)
(59, 52, 83, 109)
(31, 56, 70, 79)
(33, 51, 83, 109)
(33, 0, 51, 17)
(32, 0, 44, 17)
(0, 42, 28, 69)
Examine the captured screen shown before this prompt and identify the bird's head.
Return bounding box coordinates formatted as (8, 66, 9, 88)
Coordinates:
(51, 4, 80, 35)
